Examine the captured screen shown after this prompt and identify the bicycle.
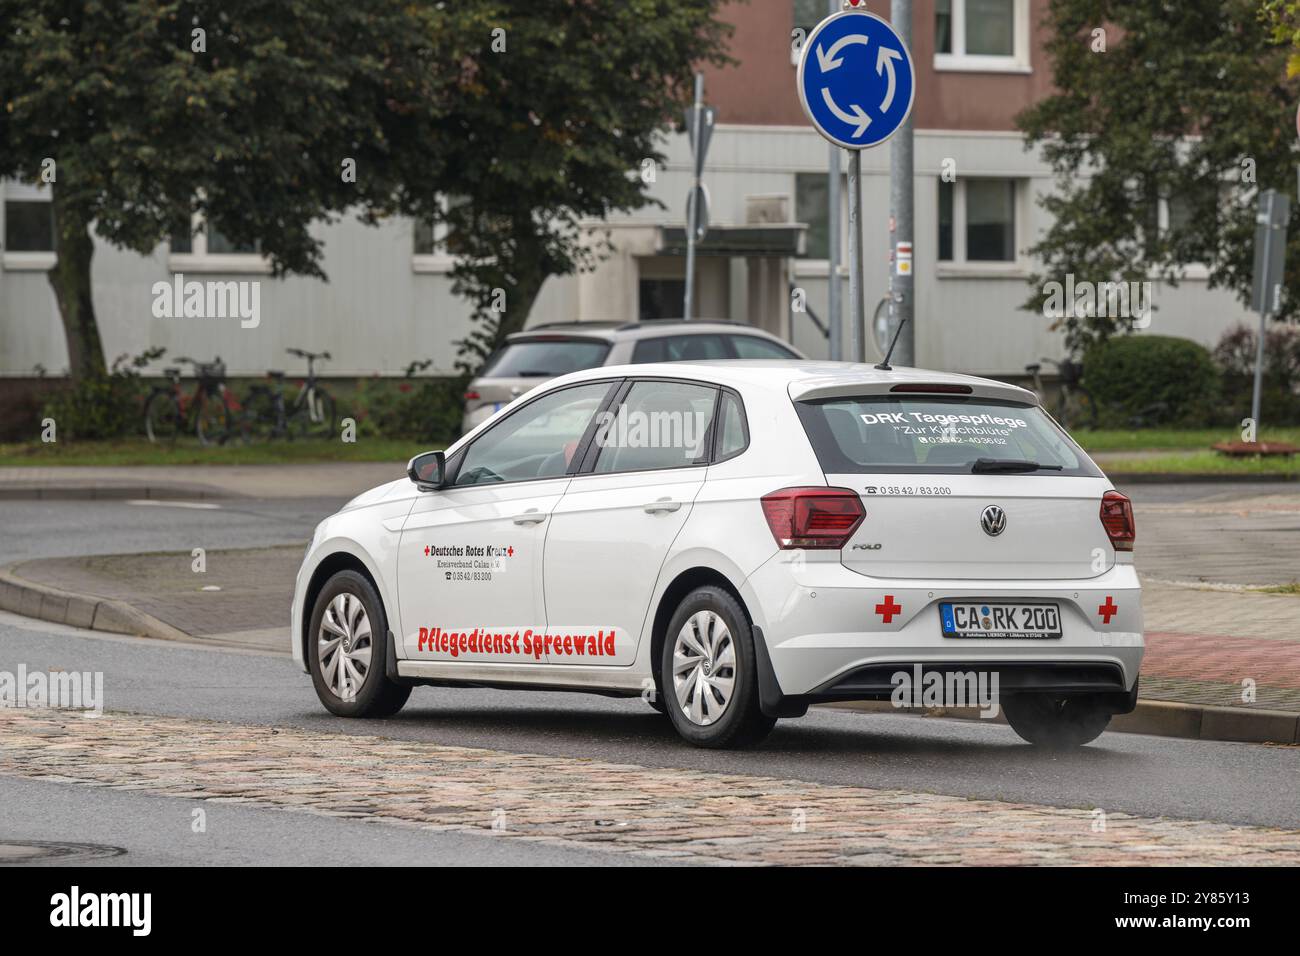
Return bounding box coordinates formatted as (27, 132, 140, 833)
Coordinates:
(143, 357, 244, 446)
(1024, 357, 1098, 431)
(241, 348, 337, 441)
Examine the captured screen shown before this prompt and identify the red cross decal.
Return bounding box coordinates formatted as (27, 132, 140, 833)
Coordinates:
(875, 595, 902, 624)
(507, 546, 514, 557)
(424, 545, 430, 556)
(1098, 595, 1118, 624)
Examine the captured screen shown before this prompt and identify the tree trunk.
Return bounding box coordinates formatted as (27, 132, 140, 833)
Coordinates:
(47, 186, 105, 381)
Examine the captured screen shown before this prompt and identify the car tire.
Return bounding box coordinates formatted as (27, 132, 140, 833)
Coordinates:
(1002, 694, 1110, 749)
(660, 585, 775, 749)
(308, 570, 411, 718)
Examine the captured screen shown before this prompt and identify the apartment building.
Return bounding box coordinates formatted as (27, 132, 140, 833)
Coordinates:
(0, 0, 1251, 381)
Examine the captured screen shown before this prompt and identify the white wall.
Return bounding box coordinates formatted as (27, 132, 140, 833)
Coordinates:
(0, 124, 1253, 378)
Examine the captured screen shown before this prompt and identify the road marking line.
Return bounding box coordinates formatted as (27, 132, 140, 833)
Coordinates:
(125, 500, 221, 510)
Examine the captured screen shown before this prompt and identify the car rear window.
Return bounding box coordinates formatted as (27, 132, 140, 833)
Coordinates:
(794, 395, 1102, 477)
(632, 333, 800, 363)
(481, 338, 611, 377)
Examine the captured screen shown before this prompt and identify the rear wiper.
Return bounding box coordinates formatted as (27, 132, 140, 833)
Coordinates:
(514, 370, 553, 377)
(971, 458, 1064, 474)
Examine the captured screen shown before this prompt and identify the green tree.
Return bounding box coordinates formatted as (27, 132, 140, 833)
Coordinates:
(1017, 0, 1299, 353)
(0, 1, 477, 379)
(433, 1, 732, 368)
(0, 1, 732, 380)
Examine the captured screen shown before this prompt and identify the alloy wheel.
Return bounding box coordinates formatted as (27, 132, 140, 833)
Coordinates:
(317, 593, 373, 701)
(671, 610, 736, 726)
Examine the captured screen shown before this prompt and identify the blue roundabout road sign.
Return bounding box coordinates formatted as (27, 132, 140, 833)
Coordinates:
(796, 9, 916, 150)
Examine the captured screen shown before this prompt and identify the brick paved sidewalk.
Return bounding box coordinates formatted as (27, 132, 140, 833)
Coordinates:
(3, 708, 1298, 865)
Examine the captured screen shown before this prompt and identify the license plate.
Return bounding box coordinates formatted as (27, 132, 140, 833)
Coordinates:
(939, 601, 1062, 639)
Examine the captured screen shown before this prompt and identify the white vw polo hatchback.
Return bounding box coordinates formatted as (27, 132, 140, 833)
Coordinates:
(293, 361, 1142, 749)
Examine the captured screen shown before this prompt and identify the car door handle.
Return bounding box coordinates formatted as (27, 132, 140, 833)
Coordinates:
(513, 509, 547, 525)
(644, 498, 682, 514)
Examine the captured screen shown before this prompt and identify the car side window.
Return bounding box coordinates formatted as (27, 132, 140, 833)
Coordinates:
(715, 391, 748, 460)
(592, 380, 718, 474)
(455, 382, 613, 486)
(728, 335, 799, 359)
(632, 334, 730, 363)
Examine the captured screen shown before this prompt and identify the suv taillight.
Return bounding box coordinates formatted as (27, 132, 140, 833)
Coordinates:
(1100, 491, 1135, 552)
(761, 487, 865, 549)
(464, 390, 481, 402)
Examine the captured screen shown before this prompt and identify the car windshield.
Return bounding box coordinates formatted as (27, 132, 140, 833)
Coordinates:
(795, 395, 1102, 477)
(481, 338, 611, 378)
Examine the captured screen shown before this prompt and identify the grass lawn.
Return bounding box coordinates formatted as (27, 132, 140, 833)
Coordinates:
(1101, 450, 1299, 477)
(1074, 426, 1300, 453)
(0, 438, 436, 467)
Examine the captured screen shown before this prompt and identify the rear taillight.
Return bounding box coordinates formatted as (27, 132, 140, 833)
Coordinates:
(464, 391, 481, 402)
(1100, 490, 1135, 552)
(761, 487, 865, 549)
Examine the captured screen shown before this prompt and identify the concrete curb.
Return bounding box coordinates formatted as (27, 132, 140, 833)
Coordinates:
(827, 699, 1300, 745)
(0, 565, 193, 644)
(1106, 471, 1298, 484)
(0, 484, 233, 501)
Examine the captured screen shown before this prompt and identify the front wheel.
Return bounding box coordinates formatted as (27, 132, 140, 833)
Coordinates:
(308, 570, 411, 718)
(660, 586, 775, 748)
(144, 392, 181, 444)
(1002, 694, 1110, 749)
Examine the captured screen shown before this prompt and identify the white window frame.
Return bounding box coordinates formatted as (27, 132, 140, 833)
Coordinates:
(1, 181, 57, 271)
(934, 0, 1031, 74)
(168, 208, 272, 274)
(936, 176, 1028, 277)
(412, 196, 458, 274)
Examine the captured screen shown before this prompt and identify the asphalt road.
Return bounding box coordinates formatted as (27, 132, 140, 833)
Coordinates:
(2, 485, 1298, 865)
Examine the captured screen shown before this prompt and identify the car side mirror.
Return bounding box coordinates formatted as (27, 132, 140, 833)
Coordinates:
(407, 451, 446, 492)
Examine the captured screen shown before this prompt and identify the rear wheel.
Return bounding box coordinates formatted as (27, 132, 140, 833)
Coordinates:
(308, 570, 410, 718)
(660, 586, 775, 749)
(1002, 694, 1110, 749)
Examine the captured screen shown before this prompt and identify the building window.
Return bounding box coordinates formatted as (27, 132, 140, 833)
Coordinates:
(938, 178, 1020, 265)
(934, 0, 1028, 73)
(168, 210, 270, 273)
(1, 182, 57, 270)
(4, 200, 56, 253)
(795, 172, 830, 261)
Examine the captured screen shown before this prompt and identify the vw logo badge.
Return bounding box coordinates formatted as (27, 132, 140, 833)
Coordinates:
(980, 505, 1007, 537)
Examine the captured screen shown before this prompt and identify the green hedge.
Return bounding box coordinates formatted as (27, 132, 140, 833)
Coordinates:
(1083, 335, 1220, 427)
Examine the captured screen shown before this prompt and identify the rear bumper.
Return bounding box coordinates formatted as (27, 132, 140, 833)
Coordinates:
(740, 553, 1144, 705)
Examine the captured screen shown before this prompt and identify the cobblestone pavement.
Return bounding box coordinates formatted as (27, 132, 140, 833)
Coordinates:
(2, 708, 1298, 866)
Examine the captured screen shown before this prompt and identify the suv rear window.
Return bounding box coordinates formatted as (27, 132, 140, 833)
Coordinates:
(795, 395, 1102, 477)
(481, 338, 611, 377)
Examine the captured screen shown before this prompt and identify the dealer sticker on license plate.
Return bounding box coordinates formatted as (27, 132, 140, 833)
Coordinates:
(939, 602, 1062, 639)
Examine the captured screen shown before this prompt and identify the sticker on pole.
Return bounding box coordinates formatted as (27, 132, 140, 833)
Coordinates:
(796, 9, 915, 150)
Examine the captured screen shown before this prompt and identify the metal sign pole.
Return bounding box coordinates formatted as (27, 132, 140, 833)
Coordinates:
(847, 149, 864, 363)
(825, 0, 843, 361)
(1250, 188, 1290, 432)
(683, 73, 704, 321)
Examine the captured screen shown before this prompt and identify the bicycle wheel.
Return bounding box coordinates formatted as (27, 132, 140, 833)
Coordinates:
(195, 394, 231, 447)
(144, 392, 182, 445)
(289, 388, 337, 440)
(240, 386, 279, 443)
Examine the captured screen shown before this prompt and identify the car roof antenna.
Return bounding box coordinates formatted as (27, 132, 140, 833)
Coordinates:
(874, 317, 909, 371)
